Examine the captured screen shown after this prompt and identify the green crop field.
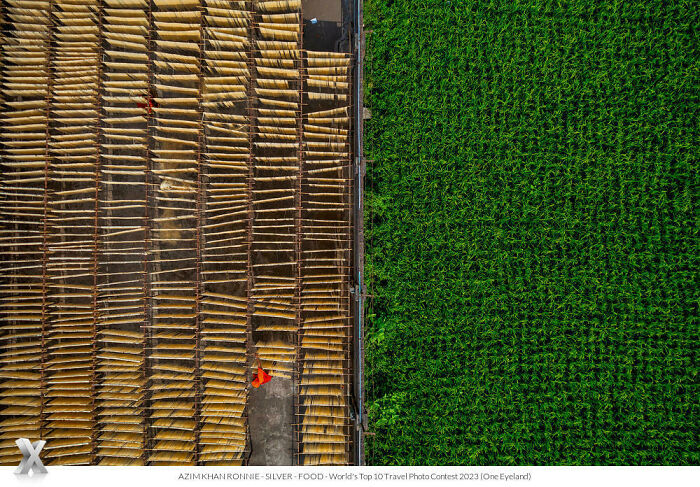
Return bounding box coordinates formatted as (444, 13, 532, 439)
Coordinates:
(363, 0, 698, 465)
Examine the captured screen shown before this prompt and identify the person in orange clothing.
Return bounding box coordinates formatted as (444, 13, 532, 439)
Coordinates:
(251, 355, 272, 388)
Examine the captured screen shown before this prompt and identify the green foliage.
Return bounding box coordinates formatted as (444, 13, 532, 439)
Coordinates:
(363, 0, 699, 465)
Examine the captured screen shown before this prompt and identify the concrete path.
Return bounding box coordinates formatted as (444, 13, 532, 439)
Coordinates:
(247, 377, 294, 466)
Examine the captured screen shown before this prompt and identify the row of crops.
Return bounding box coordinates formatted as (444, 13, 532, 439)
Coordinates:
(363, 1, 698, 464)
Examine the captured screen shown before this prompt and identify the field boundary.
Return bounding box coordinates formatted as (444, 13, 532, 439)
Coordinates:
(351, 0, 366, 467)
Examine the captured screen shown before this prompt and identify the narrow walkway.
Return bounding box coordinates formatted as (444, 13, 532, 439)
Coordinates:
(248, 378, 294, 466)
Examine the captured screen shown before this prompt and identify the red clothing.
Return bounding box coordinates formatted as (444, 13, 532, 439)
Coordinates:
(252, 366, 272, 388)
(137, 97, 156, 114)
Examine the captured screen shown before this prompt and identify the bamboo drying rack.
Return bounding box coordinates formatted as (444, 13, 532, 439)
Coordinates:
(0, 0, 362, 466)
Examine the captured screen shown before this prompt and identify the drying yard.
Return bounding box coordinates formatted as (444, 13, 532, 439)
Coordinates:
(0, 0, 360, 466)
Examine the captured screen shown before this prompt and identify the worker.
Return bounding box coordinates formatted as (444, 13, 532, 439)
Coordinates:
(252, 355, 272, 388)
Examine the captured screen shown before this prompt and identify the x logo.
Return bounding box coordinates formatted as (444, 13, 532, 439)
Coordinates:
(15, 438, 47, 475)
